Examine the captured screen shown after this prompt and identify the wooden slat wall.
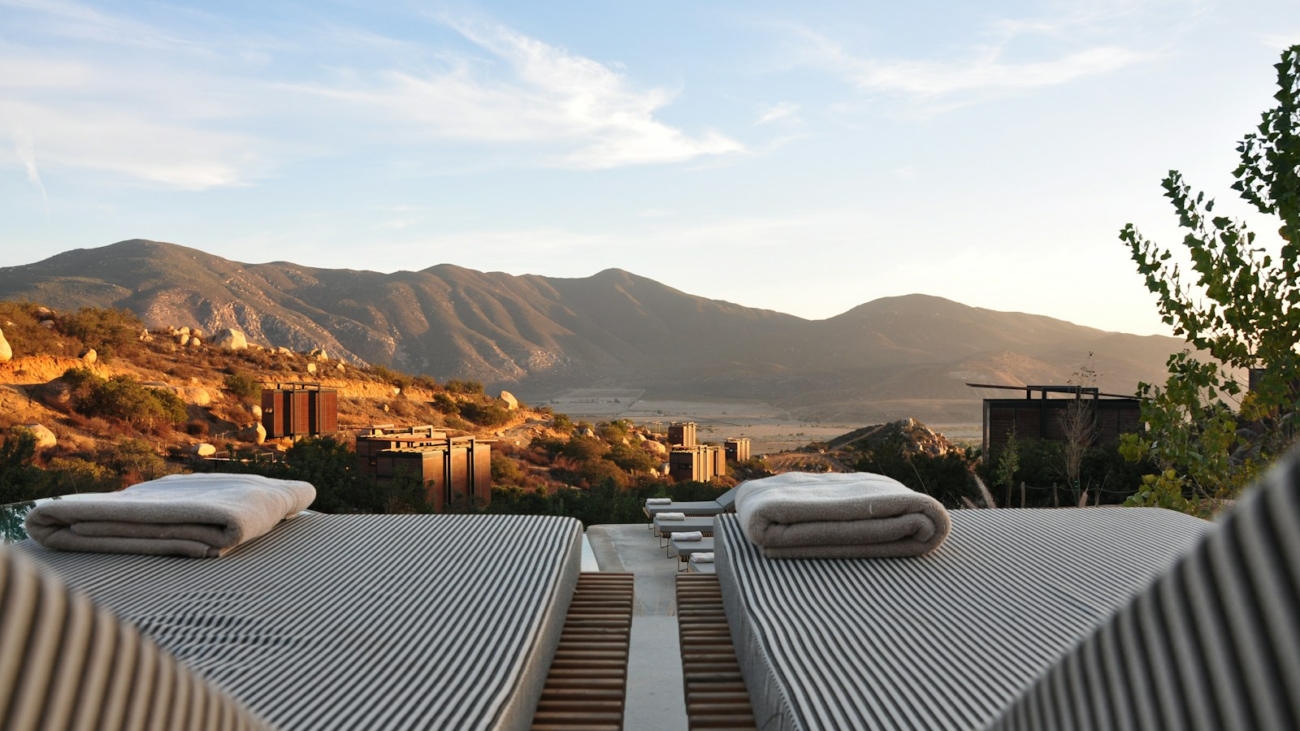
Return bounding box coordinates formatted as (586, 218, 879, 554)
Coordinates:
(531, 573, 634, 731)
(676, 574, 756, 731)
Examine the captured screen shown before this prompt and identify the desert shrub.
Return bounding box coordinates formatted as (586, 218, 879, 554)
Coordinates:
(45, 457, 118, 492)
(596, 420, 632, 443)
(458, 400, 511, 427)
(224, 371, 262, 402)
(977, 438, 1155, 507)
(0, 301, 74, 357)
(551, 413, 573, 433)
(606, 443, 656, 473)
(0, 428, 48, 502)
(485, 479, 724, 527)
(224, 436, 432, 515)
(186, 419, 209, 437)
(371, 365, 414, 391)
(102, 439, 174, 484)
(854, 434, 979, 509)
(61, 306, 142, 361)
(445, 379, 484, 395)
(83, 375, 188, 428)
(413, 375, 439, 391)
(431, 393, 459, 414)
(491, 452, 524, 485)
(563, 436, 608, 462)
(579, 459, 627, 489)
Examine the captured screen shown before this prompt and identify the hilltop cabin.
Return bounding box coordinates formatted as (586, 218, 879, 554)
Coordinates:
(355, 425, 492, 510)
(968, 383, 1142, 455)
(669, 444, 725, 483)
(668, 422, 698, 447)
(725, 438, 751, 463)
(261, 382, 338, 439)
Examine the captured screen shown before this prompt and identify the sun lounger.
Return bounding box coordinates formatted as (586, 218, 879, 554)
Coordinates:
(713, 507, 1214, 730)
(15, 513, 584, 731)
(642, 486, 740, 520)
(652, 515, 716, 538)
(690, 451, 1300, 729)
(671, 536, 715, 571)
(687, 553, 716, 574)
(0, 547, 271, 730)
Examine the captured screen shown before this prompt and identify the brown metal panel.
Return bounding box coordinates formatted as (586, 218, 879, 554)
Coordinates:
(263, 391, 288, 438)
(308, 390, 338, 434)
(449, 446, 469, 505)
(472, 444, 492, 507)
(424, 448, 447, 512)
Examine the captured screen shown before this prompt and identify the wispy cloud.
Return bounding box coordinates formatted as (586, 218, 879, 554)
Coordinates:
(12, 125, 47, 202)
(298, 17, 743, 168)
(755, 102, 800, 125)
(785, 2, 1173, 112)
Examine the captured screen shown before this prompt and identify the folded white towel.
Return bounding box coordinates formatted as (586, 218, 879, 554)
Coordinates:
(692, 552, 715, 563)
(671, 531, 703, 542)
(646, 498, 673, 505)
(658, 512, 686, 521)
(735, 472, 950, 559)
(25, 474, 317, 558)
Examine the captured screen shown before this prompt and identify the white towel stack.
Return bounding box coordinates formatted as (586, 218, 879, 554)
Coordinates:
(671, 531, 703, 542)
(646, 498, 673, 505)
(658, 512, 687, 521)
(692, 552, 715, 563)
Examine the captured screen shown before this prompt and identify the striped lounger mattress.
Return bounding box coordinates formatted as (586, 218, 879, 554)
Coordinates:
(17, 513, 582, 731)
(713, 508, 1212, 731)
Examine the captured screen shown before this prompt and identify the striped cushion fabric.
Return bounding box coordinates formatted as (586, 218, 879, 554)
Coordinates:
(989, 455, 1300, 731)
(0, 548, 269, 730)
(715, 507, 1211, 731)
(19, 513, 582, 731)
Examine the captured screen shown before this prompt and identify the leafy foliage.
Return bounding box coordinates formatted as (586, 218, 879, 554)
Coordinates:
(61, 368, 188, 429)
(1119, 44, 1300, 513)
(487, 480, 726, 527)
(445, 379, 484, 395)
(223, 371, 262, 402)
(854, 434, 979, 509)
(978, 439, 1154, 508)
(225, 436, 433, 514)
(457, 399, 511, 427)
(60, 307, 142, 361)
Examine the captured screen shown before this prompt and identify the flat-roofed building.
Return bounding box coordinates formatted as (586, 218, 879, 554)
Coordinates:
(261, 382, 338, 439)
(356, 426, 491, 509)
(725, 438, 751, 463)
(668, 444, 724, 483)
(668, 422, 697, 448)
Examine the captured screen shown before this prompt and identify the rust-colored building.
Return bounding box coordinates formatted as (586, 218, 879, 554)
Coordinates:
(356, 426, 492, 510)
(969, 384, 1142, 454)
(724, 438, 751, 463)
(262, 382, 337, 439)
(669, 444, 724, 483)
(667, 422, 697, 448)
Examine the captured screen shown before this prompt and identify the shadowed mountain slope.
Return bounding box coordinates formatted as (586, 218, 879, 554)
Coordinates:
(0, 240, 1189, 422)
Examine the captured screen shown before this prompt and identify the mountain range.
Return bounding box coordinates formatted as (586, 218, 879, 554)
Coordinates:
(0, 239, 1188, 423)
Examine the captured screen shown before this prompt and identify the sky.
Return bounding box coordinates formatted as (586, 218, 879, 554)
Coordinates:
(2, 0, 1298, 336)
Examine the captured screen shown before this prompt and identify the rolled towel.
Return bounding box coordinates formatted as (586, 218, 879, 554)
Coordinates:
(671, 531, 703, 542)
(658, 512, 687, 521)
(735, 472, 950, 559)
(646, 498, 673, 505)
(25, 474, 316, 558)
(692, 552, 715, 563)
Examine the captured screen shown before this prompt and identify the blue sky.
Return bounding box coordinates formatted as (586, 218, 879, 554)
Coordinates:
(3, 0, 1298, 335)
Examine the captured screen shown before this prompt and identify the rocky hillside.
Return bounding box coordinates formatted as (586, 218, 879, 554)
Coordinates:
(0, 239, 1191, 422)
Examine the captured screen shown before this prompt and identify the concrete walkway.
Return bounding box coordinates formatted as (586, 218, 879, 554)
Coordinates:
(587, 524, 690, 731)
